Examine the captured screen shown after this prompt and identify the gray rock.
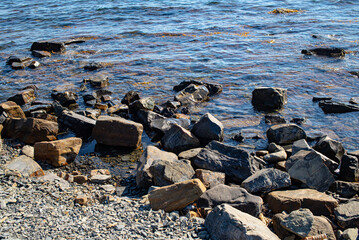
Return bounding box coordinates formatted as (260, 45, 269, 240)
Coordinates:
(129, 97, 155, 112)
(51, 91, 78, 108)
(195, 169, 225, 189)
(134, 110, 166, 130)
(252, 87, 287, 111)
(191, 113, 224, 145)
(40, 173, 70, 190)
(268, 142, 285, 153)
(340, 154, 359, 182)
(174, 84, 209, 105)
(267, 124, 306, 145)
(291, 139, 311, 155)
(335, 199, 359, 228)
(329, 181, 359, 198)
(319, 100, 359, 113)
(161, 124, 200, 153)
(241, 168, 291, 193)
(60, 110, 96, 137)
(280, 209, 314, 238)
(121, 91, 140, 105)
(83, 75, 109, 88)
(341, 228, 359, 240)
(5, 155, 44, 177)
(263, 151, 287, 162)
(314, 135, 344, 163)
(173, 80, 222, 96)
(150, 117, 190, 134)
(205, 204, 280, 240)
(178, 148, 203, 160)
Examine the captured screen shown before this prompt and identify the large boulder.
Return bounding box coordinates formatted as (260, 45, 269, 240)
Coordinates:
(267, 124, 306, 145)
(193, 141, 264, 183)
(314, 135, 344, 163)
(205, 204, 280, 240)
(148, 179, 206, 212)
(191, 113, 224, 145)
(8, 88, 36, 106)
(196, 184, 263, 217)
(266, 189, 338, 217)
(340, 154, 359, 182)
(252, 87, 287, 111)
(335, 199, 359, 228)
(34, 137, 82, 167)
(5, 155, 44, 177)
(92, 115, 143, 148)
(60, 110, 96, 137)
(241, 168, 291, 194)
(161, 124, 200, 153)
(0, 101, 26, 119)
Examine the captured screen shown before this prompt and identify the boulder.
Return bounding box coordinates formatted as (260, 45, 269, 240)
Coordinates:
(301, 48, 345, 57)
(173, 80, 222, 96)
(60, 110, 96, 137)
(340, 154, 359, 182)
(178, 148, 203, 160)
(195, 169, 225, 189)
(266, 188, 338, 216)
(3, 118, 58, 144)
(329, 181, 359, 198)
(292, 139, 311, 155)
(30, 41, 66, 53)
(8, 89, 36, 106)
(174, 84, 209, 105)
(267, 124, 306, 145)
(129, 97, 155, 112)
(150, 117, 191, 134)
(5, 155, 44, 177)
(92, 115, 143, 148)
(134, 110, 166, 130)
(0, 101, 26, 119)
(51, 91, 78, 108)
(335, 199, 359, 228)
(196, 184, 263, 217)
(148, 179, 206, 212)
(193, 141, 264, 183)
(121, 91, 140, 105)
(241, 169, 291, 194)
(319, 100, 359, 113)
(83, 75, 109, 88)
(34, 137, 82, 167)
(191, 113, 224, 145)
(252, 87, 287, 111)
(314, 135, 344, 163)
(205, 204, 280, 240)
(161, 124, 200, 153)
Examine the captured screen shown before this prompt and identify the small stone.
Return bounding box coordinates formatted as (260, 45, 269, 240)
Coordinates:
(335, 199, 359, 228)
(73, 175, 87, 184)
(267, 124, 307, 145)
(90, 174, 112, 183)
(75, 195, 88, 205)
(32, 50, 51, 58)
(178, 148, 203, 160)
(5, 155, 44, 177)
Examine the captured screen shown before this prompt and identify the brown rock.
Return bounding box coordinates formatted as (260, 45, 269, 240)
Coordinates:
(34, 137, 82, 167)
(148, 179, 206, 212)
(5, 155, 44, 177)
(75, 195, 88, 205)
(90, 169, 110, 177)
(8, 89, 36, 106)
(0, 101, 26, 118)
(195, 169, 225, 188)
(73, 175, 87, 184)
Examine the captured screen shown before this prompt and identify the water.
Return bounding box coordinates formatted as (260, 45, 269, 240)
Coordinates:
(0, 0, 359, 151)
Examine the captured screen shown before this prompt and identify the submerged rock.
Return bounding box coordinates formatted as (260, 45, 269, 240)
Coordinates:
(319, 100, 359, 113)
(301, 48, 345, 57)
(174, 84, 209, 105)
(252, 87, 287, 111)
(173, 80, 222, 96)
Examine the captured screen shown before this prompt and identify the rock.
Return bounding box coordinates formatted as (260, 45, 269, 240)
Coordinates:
(0, 101, 26, 118)
(301, 48, 345, 57)
(196, 184, 263, 217)
(83, 93, 97, 106)
(267, 124, 306, 145)
(6, 56, 33, 65)
(8, 89, 36, 106)
(319, 100, 359, 113)
(340, 228, 359, 240)
(60, 110, 96, 137)
(312, 95, 332, 102)
(84, 62, 104, 71)
(314, 135, 344, 163)
(264, 115, 286, 125)
(28, 61, 40, 69)
(121, 91, 140, 105)
(173, 80, 222, 96)
(150, 117, 191, 134)
(92, 115, 143, 148)
(34, 137, 82, 167)
(193, 141, 264, 183)
(51, 91, 78, 108)
(107, 104, 128, 115)
(268, 142, 285, 153)
(335, 199, 359, 228)
(83, 75, 109, 88)
(30, 41, 66, 53)
(134, 110, 166, 130)
(205, 204, 280, 240)
(94, 103, 108, 111)
(263, 151, 287, 162)
(349, 97, 359, 105)
(40, 173, 70, 190)
(31, 50, 51, 58)
(129, 97, 155, 112)
(340, 154, 359, 182)
(252, 87, 287, 111)
(5, 155, 44, 177)
(191, 113, 224, 145)
(90, 174, 111, 183)
(90, 169, 110, 177)
(75, 195, 88, 205)
(161, 124, 200, 153)
(195, 169, 225, 189)
(292, 139, 311, 155)
(174, 84, 209, 105)
(73, 175, 87, 184)
(286, 150, 336, 192)
(241, 169, 291, 194)
(266, 188, 338, 216)
(21, 145, 34, 158)
(270, 8, 303, 14)
(178, 148, 203, 160)
(329, 181, 359, 198)
(3, 118, 58, 144)
(148, 179, 206, 212)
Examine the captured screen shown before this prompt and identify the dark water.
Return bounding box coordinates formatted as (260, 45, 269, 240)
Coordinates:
(0, 0, 359, 152)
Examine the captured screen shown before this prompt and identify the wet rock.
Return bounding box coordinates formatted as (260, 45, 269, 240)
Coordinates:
(270, 8, 303, 14)
(232, 132, 244, 142)
(92, 115, 143, 148)
(205, 204, 280, 240)
(51, 91, 78, 108)
(329, 181, 359, 198)
(30, 41, 66, 53)
(252, 87, 287, 111)
(28, 60, 40, 69)
(129, 97, 155, 112)
(8, 88, 36, 106)
(34, 137, 82, 167)
(335, 199, 359, 228)
(5, 155, 44, 177)
(107, 104, 128, 115)
(21, 145, 34, 158)
(349, 97, 359, 105)
(292, 139, 311, 155)
(31, 50, 51, 58)
(173, 80, 222, 96)
(84, 62, 104, 71)
(60, 110, 96, 137)
(265, 115, 286, 125)
(319, 100, 359, 113)
(75, 195, 88, 205)
(197, 184, 263, 217)
(3, 118, 58, 144)
(148, 179, 206, 212)
(241, 169, 291, 194)
(340, 154, 359, 182)
(83, 93, 97, 106)
(266, 188, 338, 216)
(121, 91, 140, 105)
(6, 56, 33, 65)
(73, 175, 87, 184)
(191, 113, 224, 145)
(0, 101, 26, 118)
(9, 57, 33, 69)
(195, 169, 225, 188)
(94, 102, 108, 111)
(301, 48, 345, 57)
(312, 95, 332, 102)
(133, 110, 166, 130)
(314, 135, 344, 163)
(267, 124, 307, 145)
(150, 117, 191, 134)
(83, 75, 109, 88)
(174, 84, 209, 105)
(193, 141, 264, 183)
(161, 124, 200, 153)
(178, 148, 203, 160)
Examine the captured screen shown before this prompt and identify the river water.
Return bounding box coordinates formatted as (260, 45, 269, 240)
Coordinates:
(0, 0, 359, 152)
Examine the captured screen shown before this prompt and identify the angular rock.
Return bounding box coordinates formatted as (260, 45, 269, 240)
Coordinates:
(301, 48, 345, 57)
(319, 100, 359, 113)
(329, 181, 359, 198)
(6, 56, 33, 65)
(268, 142, 285, 153)
(173, 80, 222, 96)
(31, 50, 51, 58)
(193, 141, 263, 183)
(197, 184, 263, 217)
(205, 204, 280, 240)
(10, 58, 33, 69)
(75, 195, 88, 205)
(129, 97, 155, 112)
(148, 179, 206, 212)
(90, 174, 112, 183)
(51, 91, 78, 108)
(191, 113, 224, 145)
(134, 110, 166, 130)
(195, 169, 225, 189)
(34, 137, 82, 167)
(90, 169, 110, 177)
(83, 93, 97, 106)
(161, 124, 200, 153)
(178, 148, 203, 160)
(241, 169, 291, 194)
(40, 173, 70, 190)
(264, 115, 286, 125)
(292, 139, 311, 155)
(335, 199, 359, 228)
(263, 151, 287, 162)
(8, 88, 36, 106)
(266, 189, 338, 216)
(73, 175, 87, 184)
(83, 75, 109, 88)
(92, 115, 143, 148)
(150, 117, 190, 134)
(28, 60, 40, 69)
(5, 155, 44, 177)
(121, 91, 140, 105)
(0, 101, 26, 119)
(281, 209, 314, 238)
(340, 154, 359, 182)
(60, 110, 96, 137)
(21, 145, 34, 158)
(30, 41, 66, 53)
(340, 228, 359, 240)
(174, 84, 209, 105)
(252, 87, 287, 111)
(314, 135, 344, 163)
(267, 124, 306, 145)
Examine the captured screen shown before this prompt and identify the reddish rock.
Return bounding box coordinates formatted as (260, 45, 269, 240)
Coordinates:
(0, 101, 26, 118)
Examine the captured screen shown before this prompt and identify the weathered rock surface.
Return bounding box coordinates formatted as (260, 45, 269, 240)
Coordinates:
(196, 184, 263, 217)
(319, 100, 359, 113)
(178, 148, 203, 160)
(129, 97, 155, 112)
(150, 117, 190, 134)
(241, 168, 291, 194)
(335, 199, 359, 228)
(161, 124, 200, 153)
(5, 155, 44, 177)
(340, 228, 359, 240)
(263, 151, 287, 162)
(329, 181, 359, 198)
(21, 145, 34, 158)
(8, 89, 36, 106)
(0, 101, 26, 119)
(173, 80, 222, 96)
(34, 137, 82, 167)
(195, 169, 225, 189)
(92, 115, 143, 148)
(174, 84, 209, 105)
(205, 204, 280, 240)
(314, 135, 344, 163)
(252, 87, 287, 111)
(191, 113, 224, 145)
(193, 141, 264, 183)
(291, 139, 311, 155)
(148, 179, 206, 212)
(30, 41, 66, 53)
(340, 154, 359, 182)
(60, 110, 96, 137)
(301, 48, 345, 57)
(83, 75, 109, 88)
(121, 91, 140, 105)
(266, 188, 338, 216)
(280, 208, 314, 238)
(267, 124, 306, 145)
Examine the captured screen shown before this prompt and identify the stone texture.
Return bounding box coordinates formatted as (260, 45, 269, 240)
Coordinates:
(263, 150, 287, 162)
(148, 179, 206, 212)
(60, 110, 96, 137)
(252, 87, 287, 111)
(329, 180, 359, 198)
(280, 209, 314, 238)
(191, 113, 224, 145)
(196, 184, 263, 217)
(195, 169, 225, 189)
(0, 101, 26, 119)
(129, 97, 155, 112)
(292, 139, 311, 155)
(5, 155, 44, 177)
(34, 137, 82, 167)
(8, 89, 36, 106)
(92, 115, 143, 148)
(174, 84, 209, 105)
(335, 199, 359, 228)
(267, 124, 306, 145)
(161, 124, 200, 153)
(21, 145, 34, 158)
(205, 204, 280, 240)
(340, 154, 359, 182)
(178, 148, 202, 160)
(266, 189, 338, 217)
(314, 135, 344, 163)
